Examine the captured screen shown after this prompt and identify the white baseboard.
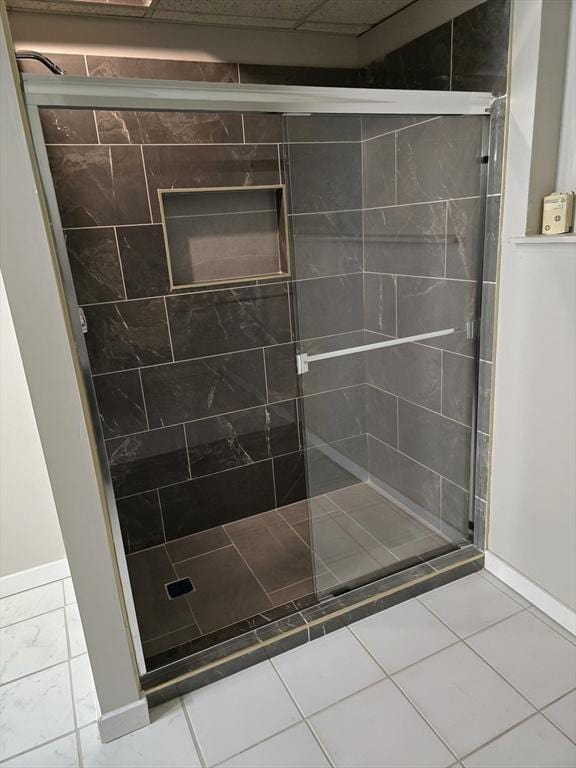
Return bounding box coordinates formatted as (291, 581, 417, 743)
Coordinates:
(98, 698, 150, 743)
(484, 551, 576, 635)
(0, 558, 70, 598)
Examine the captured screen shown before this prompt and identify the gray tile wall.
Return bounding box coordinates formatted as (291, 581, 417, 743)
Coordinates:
(359, 0, 510, 546)
(360, 114, 486, 540)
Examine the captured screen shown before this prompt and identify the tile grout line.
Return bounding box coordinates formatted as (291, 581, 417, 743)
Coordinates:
(350, 629, 460, 763)
(156, 488, 169, 549)
(281, 513, 340, 586)
(368, 432, 471, 496)
(361, 116, 444, 144)
(103, 396, 300, 443)
(0, 729, 80, 766)
(181, 423, 193, 481)
(163, 296, 176, 363)
(268, 661, 336, 768)
(414, 598, 551, 718)
(63, 591, 84, 768)
(179, 696, 208, 768)
(139, 143, 154, 224)
(0, 600, 66, 631)
(227, 538, 275, 608)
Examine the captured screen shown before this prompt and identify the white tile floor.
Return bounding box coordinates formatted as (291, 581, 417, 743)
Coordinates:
(0, 571, 575, 767)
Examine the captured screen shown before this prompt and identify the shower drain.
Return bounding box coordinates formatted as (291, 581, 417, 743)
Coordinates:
(165, 577, 195, 599)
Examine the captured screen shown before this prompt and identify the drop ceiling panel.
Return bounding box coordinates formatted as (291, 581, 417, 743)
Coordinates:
(308, 0, 414, 24)
(8, 0, 417, 35)
(153, 10, 296, 28)
(299, 22, 372, 35)
(155, 0, 323, 20)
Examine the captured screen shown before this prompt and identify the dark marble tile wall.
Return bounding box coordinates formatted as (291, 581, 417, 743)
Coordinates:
(361, 113, 489, 540)
(362, 0, 510, 96)
(360, 0, 510, 544)
(42, 104, 319, 550)
(41, 99, 371, 669)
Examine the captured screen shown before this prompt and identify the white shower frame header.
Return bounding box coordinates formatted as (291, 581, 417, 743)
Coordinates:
(22, 74, 493, 114)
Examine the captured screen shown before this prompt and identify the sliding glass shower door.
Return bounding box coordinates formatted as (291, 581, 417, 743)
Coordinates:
(285, 113, 487, 595)
(31, 87, 487, 675)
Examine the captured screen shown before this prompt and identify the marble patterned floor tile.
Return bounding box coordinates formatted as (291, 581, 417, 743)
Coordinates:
(70, 655, 98, 728)
(0, 662, 74, 760)
(0, 609, 68, 684)
(467, 611, 576, 708)
(0, 583, 64, 628)
(272, 628, 384, 716)
(79, 700, 200, 767)
(462, 714, 576, 768)
(65, 604, 87, 657)
(0, 733, 79, 768)
(419, 573, 524, 638)
(350, 597, 459, 673)
(183, 660, 301, 766)
(309, 678, 454, 768)
(219, 722, 330, 768)
(63, 579, 77, 606)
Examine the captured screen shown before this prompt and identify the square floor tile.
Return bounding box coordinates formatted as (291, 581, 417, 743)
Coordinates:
(467, 611, 576, 708)
(462, 714, 576, 768)
(0, 609, 68, 684)
(419, 573, 523, 637)
(183, 660, 301, 765)
(394, 643, 534, 757)
(65, 604, 87, 657)
(0, 582, 64, 628)
(220, 722, 330, 767)
(351, 598, 458, 673)
(0, 733, 78, 767)
(543, 690, 576, 742)
(273, 628, 384, 716)
(79, 700, 200, 767)
(529, 606, 576, 645)
(479, 570, 530, 607)
(309, 678, 454, 767)
(308, 511, 389, 583)
(71, 654, 98, 727)
(0, 662, 74, 760)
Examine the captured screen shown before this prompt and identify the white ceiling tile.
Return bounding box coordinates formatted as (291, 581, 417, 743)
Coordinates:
(309, 0, 413, 25)
(7, 0, 148, 14)
(155, 0, 323, 20)
(298, 21, 371, 35)
(153, 10, 297, 27)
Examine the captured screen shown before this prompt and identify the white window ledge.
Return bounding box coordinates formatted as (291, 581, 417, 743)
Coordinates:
(509, 234, 576, 245)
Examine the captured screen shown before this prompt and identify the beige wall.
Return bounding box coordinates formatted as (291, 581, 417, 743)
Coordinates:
(0, 272, 66, 577)
(1, 7, 142, 720)
(489, 0, 575, 612)
(8, 10, 358, 67)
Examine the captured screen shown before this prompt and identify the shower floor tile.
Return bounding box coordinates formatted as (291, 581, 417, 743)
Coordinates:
(125, 482, 450, 669)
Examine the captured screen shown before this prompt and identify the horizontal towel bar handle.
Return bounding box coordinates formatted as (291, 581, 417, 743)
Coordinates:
(296, 327, 464, 374)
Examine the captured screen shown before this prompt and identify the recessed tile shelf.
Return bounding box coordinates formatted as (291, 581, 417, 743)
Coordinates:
(159, 185, 290, 288)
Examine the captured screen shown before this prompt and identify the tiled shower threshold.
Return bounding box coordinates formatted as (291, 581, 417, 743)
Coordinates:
(143, 543, 484, 706)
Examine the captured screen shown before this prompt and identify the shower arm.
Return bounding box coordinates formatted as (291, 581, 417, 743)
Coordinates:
(15, 51, 65, 75)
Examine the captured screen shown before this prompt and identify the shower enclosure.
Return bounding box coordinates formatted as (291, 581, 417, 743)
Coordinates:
(23, 74, 491, 687)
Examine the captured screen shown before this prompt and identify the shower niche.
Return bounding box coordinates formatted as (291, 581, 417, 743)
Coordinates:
(159, 185, 290, 289)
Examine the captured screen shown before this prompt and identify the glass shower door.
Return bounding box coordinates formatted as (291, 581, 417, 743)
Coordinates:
(285, 112, 487, 595)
